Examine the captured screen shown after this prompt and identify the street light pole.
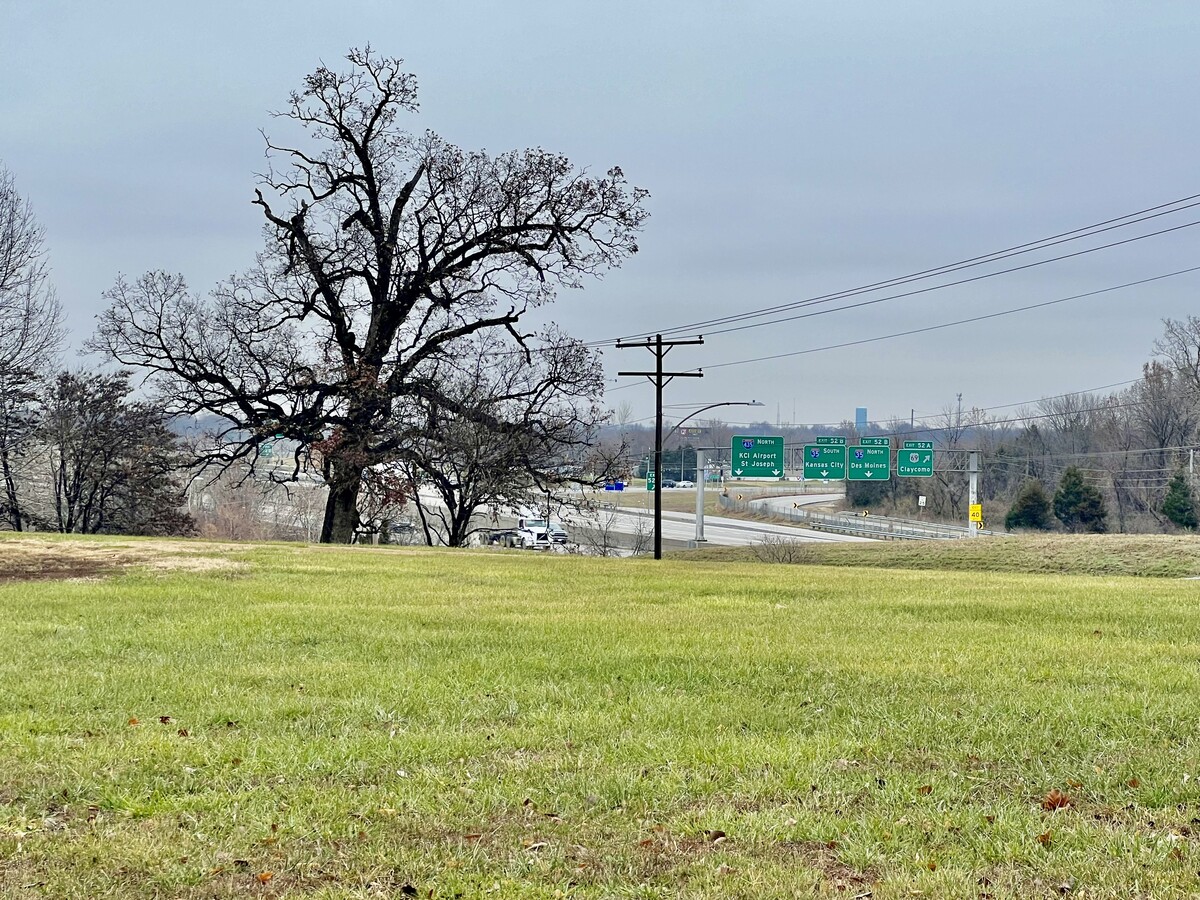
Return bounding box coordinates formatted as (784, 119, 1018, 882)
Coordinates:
(662, 400, 763, 546)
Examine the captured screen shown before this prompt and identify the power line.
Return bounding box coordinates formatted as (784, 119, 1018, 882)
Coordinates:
(695, 222, 1200, 339)
(622, 375, 1146, 430)
(598, 192, 1200, 346)
(450, 196, 1200, 368)
(698, 264, 1200, 372)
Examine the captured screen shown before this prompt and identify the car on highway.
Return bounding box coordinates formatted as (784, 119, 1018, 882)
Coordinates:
(676, 480, 695, 488)
(662, 479, 677, 488)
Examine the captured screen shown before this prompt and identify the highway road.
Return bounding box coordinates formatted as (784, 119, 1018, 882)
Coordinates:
(749, 492, 844, 515)
(567, 502, 875, 549)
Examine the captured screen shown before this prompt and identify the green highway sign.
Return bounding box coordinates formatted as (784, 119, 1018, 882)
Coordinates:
(803, 444, 846, 480)
(860, 436, 890, 447)
(847, 445, 891, 481)
(731, 434, 785, 479)
(260, 442, 274, 458)
(816, 436, 847, 445)
(897, 448, 934, 478)
(902, 440, 933, 450)
(646, 468, 655, 491)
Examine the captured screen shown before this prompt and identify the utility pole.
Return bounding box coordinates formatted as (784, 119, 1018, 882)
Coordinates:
(616, 334, 704, 559)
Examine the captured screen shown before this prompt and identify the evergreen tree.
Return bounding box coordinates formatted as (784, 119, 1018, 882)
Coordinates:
(1053, 466, 1108, 533)
(846, 477, 888, 509)
(1005, 479, 1053, 531)
(1162, 470, 1198, 530)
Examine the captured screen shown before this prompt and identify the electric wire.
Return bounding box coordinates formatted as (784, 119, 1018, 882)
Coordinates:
(598, 192, 1200, 346)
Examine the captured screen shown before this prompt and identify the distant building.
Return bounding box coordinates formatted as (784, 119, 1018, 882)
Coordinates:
(855, 407, 867, 432)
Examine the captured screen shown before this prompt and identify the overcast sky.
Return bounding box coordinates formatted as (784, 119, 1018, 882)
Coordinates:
(4, 1, 1199, 431)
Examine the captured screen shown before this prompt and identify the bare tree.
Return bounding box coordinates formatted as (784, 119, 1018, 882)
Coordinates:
(927, 397, 976, 517)
(91, 48, 648, 543)
(571, 503, 650, 557)
(1133, 362, 1197, 452)
(0, 165, 64, 530)
(1154, 316, 1200, 396)
(401, 328, 607, 546)
(40, 371, 193, 535)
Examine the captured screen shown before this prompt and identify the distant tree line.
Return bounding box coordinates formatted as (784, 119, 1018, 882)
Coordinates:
(0, 166, 193, 535)
(828, 324, 1200, 534)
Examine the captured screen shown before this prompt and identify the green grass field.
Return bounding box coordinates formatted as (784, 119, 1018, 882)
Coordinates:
(2, 536, 1200, 898)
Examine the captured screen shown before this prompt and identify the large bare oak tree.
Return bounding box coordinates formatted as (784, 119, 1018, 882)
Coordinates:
(92, 49, 647, 542)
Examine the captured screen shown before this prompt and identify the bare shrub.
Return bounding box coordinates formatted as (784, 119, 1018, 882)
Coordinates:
(752, 533, 808, 564)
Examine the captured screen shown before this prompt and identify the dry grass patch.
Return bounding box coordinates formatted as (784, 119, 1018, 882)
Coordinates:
(0, 536, 246, 582)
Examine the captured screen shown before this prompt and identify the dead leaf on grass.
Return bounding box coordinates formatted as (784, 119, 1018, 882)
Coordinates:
(1042, 788, 1072, 811)
(1127, 777, 1141, 788)
(159, 716, 173, 725)
(127, 717, 139, 726)
(705, 829, 727, 843)
(1036, 829, 1052, 847)
(256, 871, 274, 884)
(917, 785, 932, 796)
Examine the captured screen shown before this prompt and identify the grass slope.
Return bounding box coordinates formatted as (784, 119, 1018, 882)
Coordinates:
(681, 533, 1200, 578)
(2, 538, 1200, 898)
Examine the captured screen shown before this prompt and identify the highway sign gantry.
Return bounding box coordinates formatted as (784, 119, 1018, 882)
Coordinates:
(731, 434, 785, 479)
(847, 445, 890, 480)
(803, 444, 846, 480)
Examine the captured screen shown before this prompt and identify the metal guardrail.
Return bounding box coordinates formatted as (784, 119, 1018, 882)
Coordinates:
(718, 494, 1008, 541)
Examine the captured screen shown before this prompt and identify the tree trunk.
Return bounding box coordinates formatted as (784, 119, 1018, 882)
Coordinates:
(321, 465, 363, 543)
(0, 445, 21, 531)
(447, 503, 472, 547)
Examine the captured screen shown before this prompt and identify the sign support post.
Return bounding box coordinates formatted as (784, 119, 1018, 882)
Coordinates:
(968, 450, 980, 537)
